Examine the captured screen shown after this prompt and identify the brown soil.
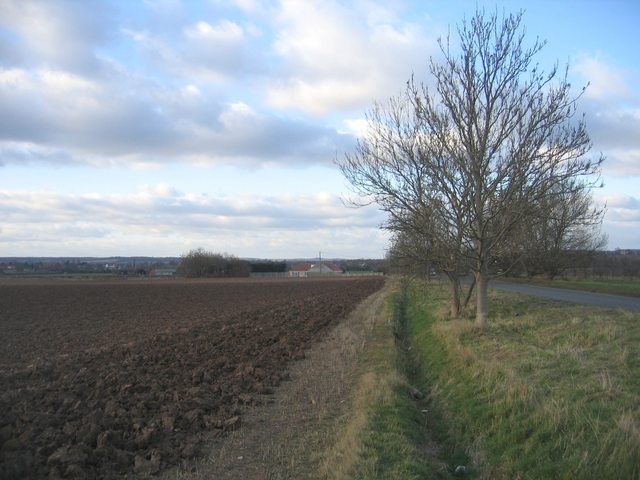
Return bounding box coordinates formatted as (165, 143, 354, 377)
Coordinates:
(161, 279, 390, 480)
(0, 277, 384, 479)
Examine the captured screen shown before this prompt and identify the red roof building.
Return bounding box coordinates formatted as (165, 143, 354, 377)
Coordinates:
(289, 261, 343, 277)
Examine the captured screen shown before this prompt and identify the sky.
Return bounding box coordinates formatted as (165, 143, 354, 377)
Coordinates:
(0, 0, 638, 259)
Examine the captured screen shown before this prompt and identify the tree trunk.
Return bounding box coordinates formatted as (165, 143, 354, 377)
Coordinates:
(447, 273, 461, 317)
(463, 275, 476, 309)
(475, 272, 489, 328)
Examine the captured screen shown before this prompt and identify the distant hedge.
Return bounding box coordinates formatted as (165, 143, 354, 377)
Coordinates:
(249, 261, 287, 273)
(178, 248, 250, 277)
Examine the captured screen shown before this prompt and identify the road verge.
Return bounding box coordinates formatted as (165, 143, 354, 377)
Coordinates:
(397, 278, 640, 479)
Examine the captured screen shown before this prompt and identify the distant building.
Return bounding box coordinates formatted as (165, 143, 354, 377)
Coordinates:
(289, 261, 343, 277)
(149, 266, 177, 277)
(615, 249, 640, 255)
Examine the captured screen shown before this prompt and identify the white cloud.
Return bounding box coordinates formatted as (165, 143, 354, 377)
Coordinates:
(185, 20, 244, 42)
(587, 108, 640, 152)
(572, 56, 640, 178)
(0, 65, 352, 167)
(601, 149, 640, 177)
(266, 0, 437, 114)
(128, 14, 263, 83)
(0, 0, 113, 73)
(219, 101, 259, 128)
(341, 118, 370, 138)
(0, 186, 388, 257)
(574, 56, 632, 101)
(595, 193, 640, 249)
(604, 195, 636, 209)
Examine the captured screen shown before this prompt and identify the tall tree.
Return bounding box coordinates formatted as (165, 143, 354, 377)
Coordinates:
(339, 9, 603, 327)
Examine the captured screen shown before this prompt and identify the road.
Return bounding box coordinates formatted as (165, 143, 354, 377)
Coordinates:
(490, 281, 640, 311)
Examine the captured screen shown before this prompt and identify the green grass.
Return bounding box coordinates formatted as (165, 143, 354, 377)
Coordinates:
(323, 279, 460, 480)
(504, 276, 640, 297)
(404, 279, 640, 479)
(352, 383, 438, 479)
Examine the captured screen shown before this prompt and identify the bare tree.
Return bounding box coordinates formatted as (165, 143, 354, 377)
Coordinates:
(339, 9, 603, 327)
(388, 226, 477, 317)
(513, 182, 607, 279)
(387, 208, 474, 317)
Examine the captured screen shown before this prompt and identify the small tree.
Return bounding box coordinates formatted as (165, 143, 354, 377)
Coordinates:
(339, 9, 603, 327)
(517, 183, 607, 279)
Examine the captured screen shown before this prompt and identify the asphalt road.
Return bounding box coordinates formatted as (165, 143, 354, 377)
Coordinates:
(490, 281, 640, 311)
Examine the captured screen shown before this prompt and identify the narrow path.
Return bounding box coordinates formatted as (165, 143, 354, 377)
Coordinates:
(490, 281, 640, 311)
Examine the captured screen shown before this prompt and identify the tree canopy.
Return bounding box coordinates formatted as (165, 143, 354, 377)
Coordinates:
(339, 9, 604, 327)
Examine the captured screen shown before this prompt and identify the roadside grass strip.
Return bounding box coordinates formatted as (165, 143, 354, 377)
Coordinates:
(322, 279, 461, 480)
(405, 279, 640, 479)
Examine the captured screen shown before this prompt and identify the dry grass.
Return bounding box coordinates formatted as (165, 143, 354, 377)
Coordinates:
(321, 370, 397, 480)
(319, 281, 399, 480)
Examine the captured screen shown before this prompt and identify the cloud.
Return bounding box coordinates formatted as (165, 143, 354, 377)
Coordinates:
(593, 193, 640, 248)
(574, 56, 632, 101)
(0, 65, 353, 167)
(573, 56, 640, 178)
(0, 186, 388, 257)
(186, 20, 244, 42)
(601, 149, 640, 177)
(266, 0, 438, 114)
(601, 194, 640, 210)
(0, 0, 114, 73)
(2, 2, 325, 168)
(587, 109, 640, 152)
(127, 13, 265, 83)
(0, 66, 175, 155)
(0, 185, 385, 229)
(1, 1, 423, 169)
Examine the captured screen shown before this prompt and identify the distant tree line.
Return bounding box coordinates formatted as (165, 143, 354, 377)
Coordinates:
(249, 261, 287, 273)
(179, 248, 250, 278)
(388, 250, 640, 282)
(0, 259, 179, 276)
(590, 253, 640, 280)
(514, 251, 640, 281)
(337, 259, 388, 274)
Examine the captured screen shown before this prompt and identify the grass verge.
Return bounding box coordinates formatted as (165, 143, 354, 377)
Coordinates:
(322, 278, 463, 480)
(405, 279, 640, 479)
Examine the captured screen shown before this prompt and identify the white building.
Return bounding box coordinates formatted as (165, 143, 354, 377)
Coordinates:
(288, 262, 343, 277)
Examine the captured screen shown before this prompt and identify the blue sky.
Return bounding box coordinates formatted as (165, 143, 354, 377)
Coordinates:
(0, 0, 638, 258)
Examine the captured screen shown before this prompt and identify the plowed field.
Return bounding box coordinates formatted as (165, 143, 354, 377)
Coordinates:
(0, 277, 384, 479)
